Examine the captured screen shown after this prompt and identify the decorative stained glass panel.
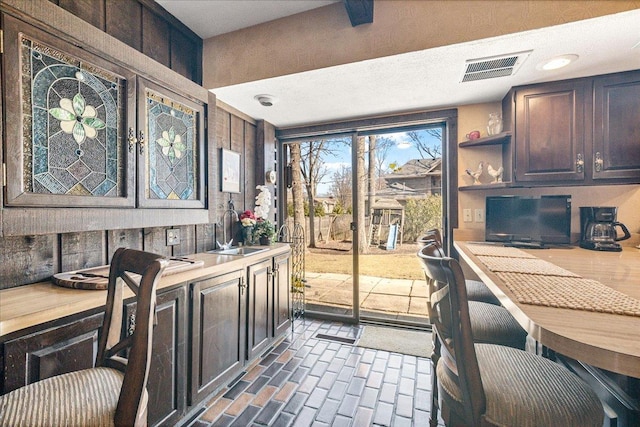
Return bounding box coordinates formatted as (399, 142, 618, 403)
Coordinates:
(21, 36, 125, 197)
(145, 90, 198, 201)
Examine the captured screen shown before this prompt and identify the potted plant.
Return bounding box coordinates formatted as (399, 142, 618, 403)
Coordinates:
(254, 219, 276, 245)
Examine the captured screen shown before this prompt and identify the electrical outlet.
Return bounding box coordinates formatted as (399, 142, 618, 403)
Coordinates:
(474, 209, 484, 223)
(463, 209, 472, 222)
(166, 228, 181, 246)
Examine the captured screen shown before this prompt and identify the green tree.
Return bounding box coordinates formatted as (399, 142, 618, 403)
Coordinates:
(403, 196, 442, 242)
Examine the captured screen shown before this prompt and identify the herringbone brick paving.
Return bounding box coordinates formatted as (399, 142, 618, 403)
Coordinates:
(191, 319, 441, 427)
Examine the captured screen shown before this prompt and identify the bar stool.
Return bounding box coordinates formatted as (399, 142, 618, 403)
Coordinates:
(419, 242, 603, 426)
(0, 248, 167, 427)
(418, 243, 527, 426)
(417, 229, 500, 305)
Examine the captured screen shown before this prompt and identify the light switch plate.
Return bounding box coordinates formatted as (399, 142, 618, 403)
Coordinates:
(167, 228, 181, 245)
(463, 209, 472, 222)
(474, 209, 484, 223)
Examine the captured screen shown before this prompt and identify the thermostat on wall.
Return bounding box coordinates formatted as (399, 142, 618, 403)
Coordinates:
(266, 170, 277, 184)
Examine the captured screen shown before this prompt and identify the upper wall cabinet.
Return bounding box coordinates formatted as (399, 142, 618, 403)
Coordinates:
(2, 14, 206, 210)
(592, 72, 640, 180)
(503, 69, 640, 186)
(513, 79, 588, 183)
(0, 1, 213, 236)
(137, 78, 205, 209)
(3, 14, 136, 208)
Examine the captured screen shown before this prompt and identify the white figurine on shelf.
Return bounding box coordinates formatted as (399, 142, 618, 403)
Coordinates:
(487, 164, 504, 183)
(465, 161, 484, 185)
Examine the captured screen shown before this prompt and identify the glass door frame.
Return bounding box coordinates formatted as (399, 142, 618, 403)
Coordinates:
(276, 108, 458, 325)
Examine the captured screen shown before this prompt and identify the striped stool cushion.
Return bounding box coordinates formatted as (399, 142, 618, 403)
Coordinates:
(0, 367, 124, 427)
(469, 301, 527, 349)
(466, 279, 500, 305)
(437, 344, 603, 426)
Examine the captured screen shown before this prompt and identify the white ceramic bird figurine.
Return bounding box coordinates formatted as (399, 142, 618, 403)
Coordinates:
(465, 161, 483, 185)
(487, 163, 504, 183)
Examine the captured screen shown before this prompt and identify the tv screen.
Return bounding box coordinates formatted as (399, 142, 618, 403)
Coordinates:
(485, 195, 571, 247)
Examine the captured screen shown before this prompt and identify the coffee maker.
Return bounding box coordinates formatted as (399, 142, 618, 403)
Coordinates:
(579, 207, 631, 252)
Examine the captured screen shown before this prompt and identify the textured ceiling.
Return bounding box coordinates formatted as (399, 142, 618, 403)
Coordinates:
(157, 2, 640, 128)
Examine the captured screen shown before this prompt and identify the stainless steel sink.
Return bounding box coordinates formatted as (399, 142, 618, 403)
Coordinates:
(209, 247, 268, 256)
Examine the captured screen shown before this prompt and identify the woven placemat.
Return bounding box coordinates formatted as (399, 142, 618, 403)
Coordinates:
(465, 244, 536, 258)
(496, 272, 640, 317)
(477, 256, 581, 277)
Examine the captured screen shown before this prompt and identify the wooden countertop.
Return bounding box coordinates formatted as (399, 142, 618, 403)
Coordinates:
(455, 242, 640, 378)
(0, 244, 290, 338)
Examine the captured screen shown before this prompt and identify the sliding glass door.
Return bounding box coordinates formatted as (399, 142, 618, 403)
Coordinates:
(280, 120, 447, 327)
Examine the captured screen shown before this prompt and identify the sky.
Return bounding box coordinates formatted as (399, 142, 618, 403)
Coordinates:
(313, 128, 442, 196)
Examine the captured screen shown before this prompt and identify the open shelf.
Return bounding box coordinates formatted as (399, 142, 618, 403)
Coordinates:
(459, 182, 512, 191)
(459, 131, 512, 148)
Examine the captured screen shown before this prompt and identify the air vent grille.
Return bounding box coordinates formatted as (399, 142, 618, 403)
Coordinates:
(461, 51, 531, 82)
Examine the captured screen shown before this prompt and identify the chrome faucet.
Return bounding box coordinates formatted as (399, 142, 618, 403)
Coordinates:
(219, 199, 239, 249)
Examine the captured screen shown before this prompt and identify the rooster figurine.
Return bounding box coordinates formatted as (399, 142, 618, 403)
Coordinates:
(465, 161, 483, 185)
(487, 163, 504, 183)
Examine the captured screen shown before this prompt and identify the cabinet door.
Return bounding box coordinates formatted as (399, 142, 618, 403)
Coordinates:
(273, 254, 291, 337)
(137, 78, 205, 208)
(2, 14, 136, 208)
(125, 285, 187, 427)
(247, 259, 272, 360)
(592, 71, 640, 180)
(189, 270, 245, 406)
(2, 312, 103, 394)
(515, 80, 587, 182)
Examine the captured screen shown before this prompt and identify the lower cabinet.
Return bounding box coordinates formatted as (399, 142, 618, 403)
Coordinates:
(0, 250, 291, 425)
(273, 253, 291, 337)
(125, 285, 188, 427)
(2, 312, 103, 394)
(247, 259, 273, 360)
(189, 269, 246, 406)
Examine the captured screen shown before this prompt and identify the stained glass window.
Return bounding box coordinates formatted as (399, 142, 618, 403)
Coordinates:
(22, 36, 124, 197)
(145, 90, 198, 201)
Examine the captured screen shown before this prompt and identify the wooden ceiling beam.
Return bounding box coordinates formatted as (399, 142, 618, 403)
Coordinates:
(343, 0, 374, 27)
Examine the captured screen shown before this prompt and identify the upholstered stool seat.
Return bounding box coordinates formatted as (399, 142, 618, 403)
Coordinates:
(468, 301, 527, 348)
(0, 367, 126, 427)
(437, 344, 603, 426)
(466, 279, 501, 305)
(417, 230, 500, 305)
(419, 242, 603, 427)
(0, 248, 167, 427)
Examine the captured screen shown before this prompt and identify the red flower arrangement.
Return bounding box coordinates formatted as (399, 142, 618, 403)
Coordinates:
(239, 210, 256, 227)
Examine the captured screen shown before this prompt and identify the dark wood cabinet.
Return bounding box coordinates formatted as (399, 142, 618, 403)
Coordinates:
(2, 312, 103, 394)
(273, 253, 291, 337)
(513, 79, 588, 183)
(0, 2, 212, 237)
(592, 71, 640, 180)
(2, 14, 137, 209)
(1, 249, 291, 424)
(136, 78, 206, 209)
(125, 285, 187, 427)
(497, 69, 640, 187)
(247, 259, 273, 360)
(189, 269, 246, 406)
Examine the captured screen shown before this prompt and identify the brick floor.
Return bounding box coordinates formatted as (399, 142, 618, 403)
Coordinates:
(191, 319, 443, 427)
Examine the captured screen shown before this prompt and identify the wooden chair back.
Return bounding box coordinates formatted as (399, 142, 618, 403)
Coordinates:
(96, 248, 167, 427)
(417, 228, 443, 247)
(417, 242, 485, 425)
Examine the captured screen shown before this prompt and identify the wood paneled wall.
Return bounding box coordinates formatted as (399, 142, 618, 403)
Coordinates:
(48, 0, 202, 83)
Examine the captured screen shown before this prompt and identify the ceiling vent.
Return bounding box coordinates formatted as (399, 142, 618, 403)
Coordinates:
(461, 51, 531, 82)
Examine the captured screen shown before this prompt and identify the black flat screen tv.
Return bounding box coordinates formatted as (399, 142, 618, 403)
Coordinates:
(485, 195, 572, 248)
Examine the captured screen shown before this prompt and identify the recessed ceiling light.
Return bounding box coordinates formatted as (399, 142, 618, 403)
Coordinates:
(536, 54, 579, 71)
(254, 94, 277, 107)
